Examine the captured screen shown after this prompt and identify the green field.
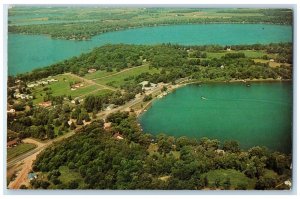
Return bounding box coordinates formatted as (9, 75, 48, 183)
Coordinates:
(94, 65, 161, 88)
(84, 69, 118, 80)
(7, 143, 37, 160)
(58, 166, 86, 188)
(201, 169, 256, 189)
(205, 50, 269, 59)
(31, 74, 106, 104)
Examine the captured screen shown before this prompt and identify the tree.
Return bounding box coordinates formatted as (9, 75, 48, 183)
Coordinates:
(223, 177, 231, 189)
(68, 180, 79, 189)
(223, 140, 240, 153)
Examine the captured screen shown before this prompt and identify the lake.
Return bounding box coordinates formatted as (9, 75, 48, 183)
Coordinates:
(8, 24, 292, 75)
(139, 82, 292, 153)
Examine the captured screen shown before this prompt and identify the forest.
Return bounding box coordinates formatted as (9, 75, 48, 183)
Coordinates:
(8, 8, 293, 40)
(30, 111, 292, 190)
(13, 43, 293, 83)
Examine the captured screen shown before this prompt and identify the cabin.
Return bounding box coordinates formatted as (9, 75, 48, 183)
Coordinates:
(104, 122, 112, 129)
(7, 108, 16, 113)
(28, 172, 37, 181)
(38, 101, 52, 108)
(7, 139, 21, 148)
(88, 68, 97, 73)
(113, 132, 124, 140)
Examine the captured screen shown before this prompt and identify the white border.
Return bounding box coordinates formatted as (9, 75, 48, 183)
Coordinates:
(1, 1, 299, 199)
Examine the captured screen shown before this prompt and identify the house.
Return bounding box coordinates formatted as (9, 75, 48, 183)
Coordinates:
(269, 59, 275, 62)
(7, 139, 21, 148)
(215, 149, 225, 155)
(113, 132, 124, 140)
(104, 122, 112, 129)
(7, 108, 16, 113)
(28, 172, 37, 181)
(284, 180, 292, 188)
(72, 83, 83, 88)
(47, 78, 58, 83)
(38, 101, 52, 108)
(88, 68, 97, 73)
(139, 81, 157, 91)
(220, 65, 225, 69)
(105, 104, 115, 111)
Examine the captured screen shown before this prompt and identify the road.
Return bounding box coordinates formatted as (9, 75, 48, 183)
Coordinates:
(7, 76, 167, 189)
(7, 131, 76, 189)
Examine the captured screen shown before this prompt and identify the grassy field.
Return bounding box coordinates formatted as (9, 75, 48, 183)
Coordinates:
(84, 69, 118, 80)
(31, 73, 106, 104)
(58, 166, 86, 188)
(201, 169, 256, 189)
(205, 50, 269, 59)
(94, 65, 161, 88)
(7, 143, 37, 160)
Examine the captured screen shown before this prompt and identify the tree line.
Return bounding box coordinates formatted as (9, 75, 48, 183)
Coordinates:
(31, 111, 292, 190)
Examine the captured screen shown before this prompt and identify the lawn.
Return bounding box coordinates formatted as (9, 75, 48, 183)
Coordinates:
(84, 69, 118, 80)
(201, 169, 256, 189)
(58, 166, 86, 188)
(206, 50, 268, 59)
(94, 65, 161, 88)
(31, 74, 103, 104)
(7, 143, 37, 160)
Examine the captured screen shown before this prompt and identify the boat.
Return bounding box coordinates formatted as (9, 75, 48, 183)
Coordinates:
(246, 84, 251, 87)
(201, 96, 207, 100)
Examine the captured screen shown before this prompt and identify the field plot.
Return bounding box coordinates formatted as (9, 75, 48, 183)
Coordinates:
(205, 50, 270, 59)
(201, 169, 256, 189)
(94, 65, 161, 88)
(84, 69, 118, 80)
(31, 73, 107, 104)
(7, 143, 37, 160)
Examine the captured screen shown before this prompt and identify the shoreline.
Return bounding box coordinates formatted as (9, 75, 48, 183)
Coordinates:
(8, 22, 292, 41)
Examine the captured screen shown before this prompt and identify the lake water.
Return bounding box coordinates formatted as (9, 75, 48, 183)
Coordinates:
(139, 82, 292, 153)
(8, 24, 292, 75)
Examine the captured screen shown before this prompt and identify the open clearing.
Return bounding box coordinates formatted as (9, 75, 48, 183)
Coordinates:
(7, 143, 37, 160)
(94, 65, 161, 88)
(201, 169, 256, 189)
(31, 73, 109, 104)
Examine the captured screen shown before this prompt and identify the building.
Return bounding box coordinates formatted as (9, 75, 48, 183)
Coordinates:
(7, 139, 21, 148)
(88, 68, 97, 73)
(38, 101, 52, 108)
(139, 81, 157, 91)
(28, 172, 37, 181)
(113, 132, 124, 140)
(7, 108, 16, 113)
(104, 122, 112, 129)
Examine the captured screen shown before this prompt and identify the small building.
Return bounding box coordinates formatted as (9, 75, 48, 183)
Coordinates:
(269, 59, 275, 62)
(284, 180, 292, 188)
(215, 149, 225, 155)
(38, 101, 52, 108)
(114, 133, 124, 140)
(7, 108, 16, 113)
(220, 65, 225, 69)
(88, 68, 97, 73)
(104, 122, 112, 129)
(28, 172, 37, 181)
(7, 139, 20, 148)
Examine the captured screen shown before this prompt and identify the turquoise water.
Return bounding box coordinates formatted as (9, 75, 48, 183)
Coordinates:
(139, 82, 292, 153)
(8, 24, 292, 75)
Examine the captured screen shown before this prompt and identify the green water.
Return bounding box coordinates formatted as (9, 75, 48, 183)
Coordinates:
(139, 82, 292, 153)
(8, 24, 292, 75)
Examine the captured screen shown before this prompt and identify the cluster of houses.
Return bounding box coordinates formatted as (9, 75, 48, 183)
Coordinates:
(13, 89, 33, 100)
(27, 78, 58, 88)
(71, 83, 84, 91)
